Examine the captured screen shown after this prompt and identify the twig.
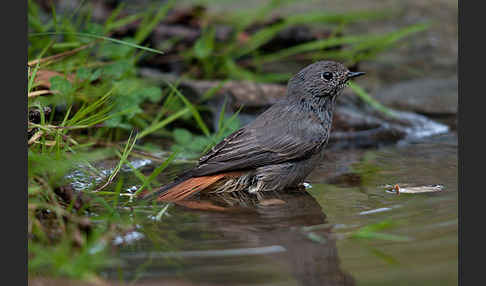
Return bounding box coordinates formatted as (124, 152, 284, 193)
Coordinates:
(28, 131, 44, 145)
(28, 43, 94, 67)
(28, 90, 59, 98)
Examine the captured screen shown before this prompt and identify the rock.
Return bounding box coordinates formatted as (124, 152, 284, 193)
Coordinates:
(139, 68, 287, 107)
(373, 77, 457, 115)
(139, 68, 449, 149)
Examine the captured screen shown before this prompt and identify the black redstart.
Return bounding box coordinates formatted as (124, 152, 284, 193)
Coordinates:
(141, 61, 365, 208)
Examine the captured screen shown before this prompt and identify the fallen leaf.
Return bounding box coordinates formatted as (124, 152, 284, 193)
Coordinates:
(32, 69, 76, 89)
(384, 184, 444, 194)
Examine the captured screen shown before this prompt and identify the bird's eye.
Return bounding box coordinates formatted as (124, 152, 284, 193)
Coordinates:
(321, 72, 333, 80)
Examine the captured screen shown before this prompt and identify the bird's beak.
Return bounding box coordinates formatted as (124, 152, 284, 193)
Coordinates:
(347, 71, 365, 79)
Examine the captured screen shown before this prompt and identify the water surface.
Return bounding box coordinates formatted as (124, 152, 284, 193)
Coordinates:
(104, 132, 457, 286)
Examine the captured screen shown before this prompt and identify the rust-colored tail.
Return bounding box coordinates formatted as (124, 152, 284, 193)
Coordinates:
(140, 171, 243, 202)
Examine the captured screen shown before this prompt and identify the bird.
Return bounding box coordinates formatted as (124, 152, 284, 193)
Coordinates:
(140, 61, 365, 209)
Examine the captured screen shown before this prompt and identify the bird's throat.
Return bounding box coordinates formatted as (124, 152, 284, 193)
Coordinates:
(297, 95, 336, 126)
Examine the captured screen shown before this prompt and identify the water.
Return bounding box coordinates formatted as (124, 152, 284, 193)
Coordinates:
(102, 132, 457, 286)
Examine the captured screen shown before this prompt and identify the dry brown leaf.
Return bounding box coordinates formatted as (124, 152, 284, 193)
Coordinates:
(385, 184, 444, 194)
(32, 69, 75, 89)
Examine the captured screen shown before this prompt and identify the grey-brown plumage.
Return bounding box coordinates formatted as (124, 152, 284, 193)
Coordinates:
(141, 61, 365, 205)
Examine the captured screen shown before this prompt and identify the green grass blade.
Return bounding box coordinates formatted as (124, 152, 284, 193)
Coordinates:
(124, 160, 150, 188)
(217, 96, 228, 132)
(200, 80, 227, 102)
(155, 203, 171, 221)
(133, 151, 178, 197)
(233, 22, 288, 58)
(348, 81, 396, 118)
(93, 132, 138, 192)
(103, 2, 126, 32)
(235, 0, 290, 31)
(255, 34, 374, 64)
(112, 177, 124, 208)
(165, 81, 211, 136)
(105, 13, 145, 34)
(134, 0, 175, 44)
(28, 41, 54, 93)
(138, 107, 190, 139)
(285, 10, 389, 25)
(352, 231, 411, 242)
(29, 32, 164, 55)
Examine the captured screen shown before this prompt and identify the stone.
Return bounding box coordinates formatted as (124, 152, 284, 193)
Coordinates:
(373, 77, 457, 115)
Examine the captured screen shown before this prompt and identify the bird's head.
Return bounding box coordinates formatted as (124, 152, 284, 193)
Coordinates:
(287, 61, 365, 100)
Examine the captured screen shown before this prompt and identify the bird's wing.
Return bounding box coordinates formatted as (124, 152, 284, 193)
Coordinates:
(189, 106, 324, 177)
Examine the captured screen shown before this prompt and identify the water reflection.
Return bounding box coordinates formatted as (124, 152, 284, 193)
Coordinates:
(205, 191, 355, 286)
(111, 190, 355, 286)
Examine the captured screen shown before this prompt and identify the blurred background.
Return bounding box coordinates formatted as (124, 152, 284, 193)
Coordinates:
(28, 0, 457, 285)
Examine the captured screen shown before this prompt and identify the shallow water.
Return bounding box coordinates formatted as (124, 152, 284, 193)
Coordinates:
(100, 132, 457, 286)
